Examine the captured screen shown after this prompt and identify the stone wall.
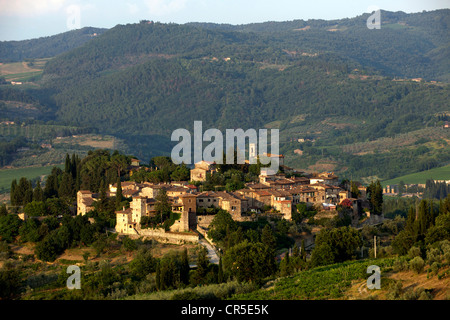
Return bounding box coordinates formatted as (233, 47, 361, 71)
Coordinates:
(131, 227, 199, 244)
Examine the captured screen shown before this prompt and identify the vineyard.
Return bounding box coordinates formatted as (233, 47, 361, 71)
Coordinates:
(232, 258, 395, 300)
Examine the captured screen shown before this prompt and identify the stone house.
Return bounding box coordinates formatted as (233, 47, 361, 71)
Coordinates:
(309, 183, 342, 204)
(77, 190, 97, 216)
(190, 160, 216, 182)
(267, 189, 292, 220)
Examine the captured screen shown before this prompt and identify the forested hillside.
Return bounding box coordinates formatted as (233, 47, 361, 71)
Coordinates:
(0, 27, 107, 63)
(0, 10, 449, 181)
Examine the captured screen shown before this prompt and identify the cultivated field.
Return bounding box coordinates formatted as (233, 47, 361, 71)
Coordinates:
(0, 59, 49, 82)
(0, 165, 63, 193)
(382, 164, 450, 186)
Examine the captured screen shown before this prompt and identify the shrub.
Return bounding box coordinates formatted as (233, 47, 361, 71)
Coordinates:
(407, 246, 421, 260)
(393, 257, 408, 272)
(387, 281, 403, 300)
(430, 262, 440, 276)
(409, 256, 425, 274)
(418, 290, 433, 300)
(426, 247, 441, 265)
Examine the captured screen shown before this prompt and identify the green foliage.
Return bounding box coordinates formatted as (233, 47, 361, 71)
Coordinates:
(128, 248, 157, 280)
(0, 262, 22, 299)
(0, 27, 107, 62)
(121, 236, 137, 252)
(311, 226, 362, 267)
(1, 11, 449, 178)
(191, 246, 210, 286)
(207, 210, 237, 245)
(409, 256, 425, 274)
(19, 218, 41, 242)
(367, 180, 383, 216)
(23, 201, 46, 217)
(0, 214, 23, 243)
(222, 240, 275, 284)
(233, 258, 395, 300)
(392, 197, 448, 255)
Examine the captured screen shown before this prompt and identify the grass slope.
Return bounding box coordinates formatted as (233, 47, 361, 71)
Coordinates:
(0, 165, 63, 192)
(232, 258, 395, 300)
(382, 164, 450, 186)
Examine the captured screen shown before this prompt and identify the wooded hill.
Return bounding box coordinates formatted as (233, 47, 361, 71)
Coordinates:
(0, 27, 107, 63)
(0, 10, 449, 181)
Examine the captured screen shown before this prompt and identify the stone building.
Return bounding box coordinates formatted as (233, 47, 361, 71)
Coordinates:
(77, 190, 97, 216)
(190, 160, 216, 182)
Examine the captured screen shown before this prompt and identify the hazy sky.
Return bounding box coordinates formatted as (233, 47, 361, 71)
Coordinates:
(0, 0, 448, 41)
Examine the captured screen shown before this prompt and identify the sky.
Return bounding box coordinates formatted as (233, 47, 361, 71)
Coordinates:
(0, 0, 448, 41)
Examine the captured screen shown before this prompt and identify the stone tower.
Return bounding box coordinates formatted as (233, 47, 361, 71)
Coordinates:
(181, 194, 197, 232)
(131, 196, 146, 229)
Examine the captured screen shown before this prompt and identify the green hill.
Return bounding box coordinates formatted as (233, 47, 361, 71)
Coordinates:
(0, 27, 107, 63)
(1, 10, 449, 180)
(382, 164, 450, 186)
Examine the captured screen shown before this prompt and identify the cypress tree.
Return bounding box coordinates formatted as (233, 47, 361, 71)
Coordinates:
(218, 256, 224, 283)
(417, 200, 433, 237)
(58, 172, 74, 199)
(16, 177, 31, 206)
(64, 154, 71, 174)
(10, 179, 17, 206)
(33, 181, 44, 202)
(301, 239, 307, 261)
(292, 244, 300, 258)
(115, 178, 123, 209)
(70, 153, 77, 179)
(180, 248, 190, 285)
(98, 179, 107, 212)
(44, 174, 59, 199)
(194, 246, 209, 285)
(0, 204, 8, 217)
(24, 180, 33, 205)
(156, 261, 161, 290)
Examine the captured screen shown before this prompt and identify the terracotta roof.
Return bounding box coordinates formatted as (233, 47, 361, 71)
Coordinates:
(247, 183, 270, 189)
(253, 190, 272, 196)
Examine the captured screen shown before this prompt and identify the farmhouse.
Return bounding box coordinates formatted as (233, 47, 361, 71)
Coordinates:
(190, 160, 216, 182)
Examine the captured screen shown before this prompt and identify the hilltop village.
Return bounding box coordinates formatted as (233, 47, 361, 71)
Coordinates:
(77, 156, 374, 244)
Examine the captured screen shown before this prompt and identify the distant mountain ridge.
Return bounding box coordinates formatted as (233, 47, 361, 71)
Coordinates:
(0, 27, 108, 62)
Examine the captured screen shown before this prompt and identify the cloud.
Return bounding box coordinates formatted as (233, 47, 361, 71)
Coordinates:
(0, 0, 67, 16)
(144, 0, 188, 16)
(127, 2, 140, 14)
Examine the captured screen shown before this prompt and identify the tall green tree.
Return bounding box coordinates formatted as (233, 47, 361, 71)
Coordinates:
(10, 179, 17, 206)
(180, 248, 190, 285)
(301, 239, 307, 262)
(223, 240, 274, 284)
(115, 178, 123, 209)
(155, 188, 171, 225)
(33, 181, 44, 202)
(192, 246, 209, 285)
(311, 226, 362, 267)
(367, 180, 383, 215)
(58, 172, 74, 199)
(65, 153, 71, 174)
(416, 199, 434, 238)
